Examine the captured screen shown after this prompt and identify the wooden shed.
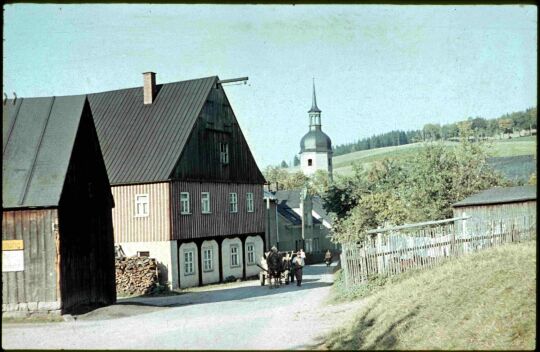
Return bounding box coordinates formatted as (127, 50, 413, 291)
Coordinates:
(452, 185, 537, 223)
(2, 95, 116, 315)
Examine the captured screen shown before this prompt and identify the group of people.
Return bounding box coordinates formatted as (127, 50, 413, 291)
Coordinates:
(287, 248, 306, 286)
(265, 247, 333, 287)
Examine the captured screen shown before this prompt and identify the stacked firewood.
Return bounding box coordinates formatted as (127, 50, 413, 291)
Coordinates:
(115, 256, 159, 295)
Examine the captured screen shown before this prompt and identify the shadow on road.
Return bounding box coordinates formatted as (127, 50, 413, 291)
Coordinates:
(113, 264, 336, 310)
(69, 264, 337, 320)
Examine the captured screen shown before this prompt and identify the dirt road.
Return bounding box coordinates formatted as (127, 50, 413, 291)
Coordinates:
(2, 263, 364, 350)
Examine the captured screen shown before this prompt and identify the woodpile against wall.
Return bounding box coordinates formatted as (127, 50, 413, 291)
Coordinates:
(115, 257, 159, 295)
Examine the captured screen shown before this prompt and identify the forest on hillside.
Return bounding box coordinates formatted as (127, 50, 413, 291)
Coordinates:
(330, 107, 537, 158)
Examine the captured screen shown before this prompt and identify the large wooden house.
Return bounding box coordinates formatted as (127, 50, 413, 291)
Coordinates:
(87, 73, 266, 289)
(2, 95, 116, 315)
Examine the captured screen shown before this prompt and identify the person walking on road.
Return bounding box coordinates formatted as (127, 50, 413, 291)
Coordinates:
(324, 249, 332, 266)
(289, 252, 296, 284)
(294, 251, 305, 286)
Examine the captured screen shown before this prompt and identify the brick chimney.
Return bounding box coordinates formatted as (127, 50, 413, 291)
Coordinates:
(143, 72, 156, 105)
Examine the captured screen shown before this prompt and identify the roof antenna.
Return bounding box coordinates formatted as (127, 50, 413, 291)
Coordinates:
(13, 92, 17, 104)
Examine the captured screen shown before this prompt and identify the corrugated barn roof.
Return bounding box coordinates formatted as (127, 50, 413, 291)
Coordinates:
(87, 76, 218, 185)
(452, 185, 537, 208)
(3, 95, 88, 208)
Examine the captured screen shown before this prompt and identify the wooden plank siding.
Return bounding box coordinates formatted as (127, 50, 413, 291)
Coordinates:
(171, 181, 265, 240)
(56, 108, 116, 312)
(111, 182, 171, 242)
(453, 201, 537, 230)
(170, 84, 265, 185)
(2, 209, 58, 305)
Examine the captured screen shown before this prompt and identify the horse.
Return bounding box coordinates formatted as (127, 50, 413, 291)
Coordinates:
(266, 250, 283, 288)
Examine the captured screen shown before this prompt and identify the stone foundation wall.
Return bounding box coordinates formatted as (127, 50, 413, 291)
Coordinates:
(2, 301, 61, 317)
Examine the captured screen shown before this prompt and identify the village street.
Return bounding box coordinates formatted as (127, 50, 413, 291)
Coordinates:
(2, 263, 364, 350)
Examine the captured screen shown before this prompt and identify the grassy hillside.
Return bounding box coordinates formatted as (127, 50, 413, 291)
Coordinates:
(333, 137, 536, 178)
(322, 241, 536, 350)
(487, 155, 536, 183)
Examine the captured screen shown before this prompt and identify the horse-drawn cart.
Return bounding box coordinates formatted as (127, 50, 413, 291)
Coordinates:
(257, 250, 294, 288)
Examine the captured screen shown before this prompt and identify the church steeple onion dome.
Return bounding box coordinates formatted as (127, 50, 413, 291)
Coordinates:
(300, 80, 332, 153)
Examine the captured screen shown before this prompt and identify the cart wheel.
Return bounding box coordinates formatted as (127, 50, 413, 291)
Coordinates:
(260, 272, 265, 286)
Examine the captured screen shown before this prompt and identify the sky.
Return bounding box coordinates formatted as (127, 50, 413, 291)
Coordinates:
(3, 4, 537, 169)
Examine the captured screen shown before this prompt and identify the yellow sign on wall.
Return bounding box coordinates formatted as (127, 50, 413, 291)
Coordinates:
(2, 240, 24, 251)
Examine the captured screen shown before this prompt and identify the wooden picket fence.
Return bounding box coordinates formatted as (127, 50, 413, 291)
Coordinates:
(340, 215, 536, 288)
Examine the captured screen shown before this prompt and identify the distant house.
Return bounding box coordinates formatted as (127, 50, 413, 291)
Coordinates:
(2, 96, 116, 315)
(87, 73, 266, 289)
(452, 185, 537, 223)
(264, 189, 337, 262)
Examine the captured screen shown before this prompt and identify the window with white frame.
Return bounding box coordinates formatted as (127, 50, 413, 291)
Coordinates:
(246, 243, 255, 265)
(220, 143, 229, 165)
(246, 192, 254, 212)
(201, 192, 211, 214)
(135, 194, 149, 217)
(180, 192, 190, 214)
(203, 247, 213, 271)
(229, 193, 238, 213)
(184, 250, 195, 275)
(230, 245, 240, 267)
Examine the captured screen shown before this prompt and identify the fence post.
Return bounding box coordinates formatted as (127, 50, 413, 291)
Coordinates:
(376, 233, 384, 275)
(450, 221, 457, 257)
(341, 245, 349, 289)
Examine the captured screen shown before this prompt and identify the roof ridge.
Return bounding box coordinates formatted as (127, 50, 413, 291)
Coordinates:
(87, 75, 219, 96)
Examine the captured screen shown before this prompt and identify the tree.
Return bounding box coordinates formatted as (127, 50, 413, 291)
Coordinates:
(486, 119, 500, 138)
(281, 171, 309, 190)
(471, 117, 488, 139)
(263, 166, 309, 191)
(441, 123, 459, 140)
(293, 155, 300, 167)
(328, 138, 508, 243)
(280, 160, 288, 168)
(307, 170, 331, 197)
(423, 123, 441, 141)
(263, 166, 289, 187)
(498, 118, 513, 138)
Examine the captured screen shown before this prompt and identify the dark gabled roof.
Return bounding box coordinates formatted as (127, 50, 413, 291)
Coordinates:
(87, 76, 217, 185)
(277, 203, 303, 225)
(452, 185, 537, 208)
(3, 95, 87, 208)
(274, 189, 332, 225)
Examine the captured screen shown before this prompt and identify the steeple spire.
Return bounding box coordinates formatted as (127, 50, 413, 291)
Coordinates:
(308, 78, 321, 113)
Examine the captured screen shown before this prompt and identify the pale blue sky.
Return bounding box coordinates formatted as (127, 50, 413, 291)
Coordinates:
(3, 4, 537, 168)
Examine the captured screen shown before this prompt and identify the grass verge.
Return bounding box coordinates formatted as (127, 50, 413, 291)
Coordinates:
(323, 241, 536, 350)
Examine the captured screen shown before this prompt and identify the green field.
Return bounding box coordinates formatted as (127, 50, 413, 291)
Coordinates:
(333, 137, 537, 177)
(321, 241, 536, 350)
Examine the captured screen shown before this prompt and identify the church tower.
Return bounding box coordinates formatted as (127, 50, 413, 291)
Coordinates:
(299, 80, 333, 180)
